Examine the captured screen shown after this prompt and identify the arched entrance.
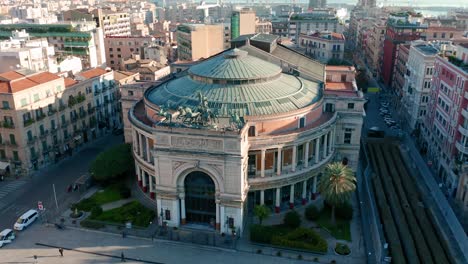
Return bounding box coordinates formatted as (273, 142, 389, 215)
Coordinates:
(184, 171, 216, 226)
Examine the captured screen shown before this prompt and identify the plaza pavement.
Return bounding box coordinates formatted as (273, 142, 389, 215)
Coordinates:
(2, 224, 313, 264)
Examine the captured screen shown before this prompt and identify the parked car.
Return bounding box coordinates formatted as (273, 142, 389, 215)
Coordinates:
(0, 229, 15, 248)
(14, 209, 38, 231)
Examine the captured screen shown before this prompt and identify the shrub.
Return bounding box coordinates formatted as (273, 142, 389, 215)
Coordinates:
(119, 185, 131, 199)
(250, 224, 289, 244)
(305, 205, 321, 221)
(90, 144, 134, 184)
(80, 219, 105, 229)
(271, 227, 328, 253)
(283, 211, 301, 229)
(335, 243, 350, 255)
(90, 206, 103, 218)
(75, 198, 98, 212)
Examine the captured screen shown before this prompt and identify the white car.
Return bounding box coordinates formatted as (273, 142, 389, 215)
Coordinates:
(0, 229, 15, 248)
(14, 209, 38, 231)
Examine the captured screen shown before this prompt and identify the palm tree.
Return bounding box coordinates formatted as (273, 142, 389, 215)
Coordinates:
(318, 162, 356, 225)
(253, 205, 271, 225)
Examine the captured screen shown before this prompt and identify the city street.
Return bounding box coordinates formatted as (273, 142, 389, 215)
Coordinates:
(1, 224, 308, 264)
(0, 134, 123, 230)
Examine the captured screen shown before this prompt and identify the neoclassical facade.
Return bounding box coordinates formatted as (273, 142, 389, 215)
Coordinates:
(128, 42, 364, 236)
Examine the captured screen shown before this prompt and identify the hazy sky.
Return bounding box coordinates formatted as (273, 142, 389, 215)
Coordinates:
(327, 0, 467, 7)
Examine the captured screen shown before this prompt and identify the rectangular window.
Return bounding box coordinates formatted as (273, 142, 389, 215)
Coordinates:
(13, 151, 19, 161)
(2, 101, 10, 109)
(348, 103, 355, 109)
(0, 149, 5, 159)
(299, 117, 306, 128)
(344, 128, 352, 144)
(33, 94, 39, 102)
(20, 98, 27, 107)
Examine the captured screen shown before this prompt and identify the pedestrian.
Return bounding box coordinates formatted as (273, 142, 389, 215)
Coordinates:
(59, 247, 63, 257)
(121, 252, 126, 262)
(122, 231, 126, 238)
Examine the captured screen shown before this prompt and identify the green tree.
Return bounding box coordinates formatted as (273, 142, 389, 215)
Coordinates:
(253, 205, 270, 225)
(90, 144, 134, 184)
(318, 162, 356, 225)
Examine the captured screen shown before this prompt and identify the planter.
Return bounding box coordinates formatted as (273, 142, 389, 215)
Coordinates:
(334, 242, 351, 256)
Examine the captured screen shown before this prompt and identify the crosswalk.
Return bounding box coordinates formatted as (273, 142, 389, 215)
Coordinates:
(0, 180, 28, 212)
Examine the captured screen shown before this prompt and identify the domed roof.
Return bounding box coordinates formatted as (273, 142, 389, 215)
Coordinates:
(188, 49, 282, 80)
(146, 49, 323, 117)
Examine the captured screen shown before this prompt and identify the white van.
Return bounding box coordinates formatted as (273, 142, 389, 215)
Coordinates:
(14, 209, 38, 230)
(0, 229, 15, 248)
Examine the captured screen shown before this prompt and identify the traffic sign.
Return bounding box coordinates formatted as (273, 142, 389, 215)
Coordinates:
(38, 201, 44, 211)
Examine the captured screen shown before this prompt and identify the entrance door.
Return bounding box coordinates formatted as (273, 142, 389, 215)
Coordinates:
(184, 171, 216, 226)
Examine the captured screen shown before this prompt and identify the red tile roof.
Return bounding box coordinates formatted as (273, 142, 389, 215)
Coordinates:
(0, 71, 61, 94)
(325, 82, 357, 97)
(79, 68, 108, 79)
(64, 77, 78, 88)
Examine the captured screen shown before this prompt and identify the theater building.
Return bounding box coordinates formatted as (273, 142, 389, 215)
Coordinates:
(128, 37, 364, 236)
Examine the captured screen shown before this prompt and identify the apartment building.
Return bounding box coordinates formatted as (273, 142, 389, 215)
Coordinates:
(0, 68, 120, 176)
(176, 23, 224, 61)
(298, 31, 345, 63)
(289, 9, 344, 43)
(401, 41, 437, 131)
(423, 44, 468, 202)
(0, 22, 106, 69)
(364, 19, 386, 76)
(0, 30, 58, 73)
(104, 36, 155, 69)
(382, 12, 427, 87)
(392, 44, 410, 104)
(231, 8, 256, 40)
(92, 9, 131, 37)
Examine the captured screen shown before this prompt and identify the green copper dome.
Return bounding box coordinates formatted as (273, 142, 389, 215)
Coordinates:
(147, 49, 323, 117)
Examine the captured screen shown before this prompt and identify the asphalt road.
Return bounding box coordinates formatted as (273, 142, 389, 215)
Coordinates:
(0, 134, 123, 231)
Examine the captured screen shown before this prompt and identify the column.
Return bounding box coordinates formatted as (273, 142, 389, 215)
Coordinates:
(323, 133, 328, 159)
(136, 165, 142, 187)
(276, 147, 282, 176)
(215, 202, 220, 231)
(142, 171, 147, 193)
(331, 127, 336, 151)
(132, 130, 138, 153)
(312, 176, 317, 200)
(315, 137, 320, 164)
(146, 136, 151, 163)
(220, 205, 225, 233)
(149, 175, 155, 199)
(260, 190, 265, 205)
(289, 184, 295, 209)
(304, 141, 310, 168)
(180, 194, 186, 225)
(139, 133, 144, 159)
(292, 145, 297, 172)
(261, 149, 266, 177)
(302, 180, 307, 205)
(328, 130, 333, 154)
(275, 188, 281, 213)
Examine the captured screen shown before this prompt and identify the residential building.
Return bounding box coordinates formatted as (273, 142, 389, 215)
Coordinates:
(400, 41, 437, 132)
(91, 9, 131, 37)
(364, 19, 386, 76)
(142, 45, 168, 65)
(423, 44, 468, 202)
(120, 58, 170, 81)
(255, 18, 272, 34)
(357, 0, 376, 8)
(176, 23, 224, 61)
(392, 44, 410, 105)
(289, 9, 343, 43)
(424, 26, 464, 42)
(231, 8, 256, 40)
(0, 68, 119, 176)
(298, 31, 345, 63)
(271, 18, 289, 38)
(127, 37, 364, 235)
(0, 22, 106, 69)
(0, 30, 58, 73)
(381, 12, 428, 87)
(104, 36, 155, 69)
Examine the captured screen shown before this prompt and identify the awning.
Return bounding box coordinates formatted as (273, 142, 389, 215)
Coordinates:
(0, 161, 9, 171)
(74, 135, 82, 141)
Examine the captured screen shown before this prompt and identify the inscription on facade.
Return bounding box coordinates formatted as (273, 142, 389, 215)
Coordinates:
(172, 136, 223, 151)
(156, 135, 170, 146)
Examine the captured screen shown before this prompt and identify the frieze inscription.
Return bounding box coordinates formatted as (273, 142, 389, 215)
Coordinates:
(172, 136, 223, 151)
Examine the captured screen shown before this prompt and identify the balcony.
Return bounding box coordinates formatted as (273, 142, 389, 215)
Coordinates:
(71, 117, 78, 123)
(36, 113, 46, 122)
(456, 140, 468, 154)
(23, 119, 35, 127)
(1, 121, 15, 129)
(27, 136, 37, 144)
(79, 111, 87, 118)
(459, 125, 468, 136)
(465, 91, 468, 100)
(61, 121, 69, 128)
(59, 105, 66, 112)
(94, 90, 101, 96)
(463, 108, 468, 120)
(39, 130, 49, 138)
(87, 108, 95, 114)
(48, 108, 57, 116)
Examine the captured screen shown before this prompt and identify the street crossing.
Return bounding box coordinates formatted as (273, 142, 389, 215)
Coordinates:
(0, 179, 28, 212)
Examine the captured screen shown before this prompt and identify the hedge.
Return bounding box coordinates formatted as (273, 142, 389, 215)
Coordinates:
(335, 243, 350, 255)
(271, 227, 328, 253)
(80, 220, 105, 229)
(283, 211, 301, 229)
(250, 224, 289, 244)
(305, 205, 321, 221)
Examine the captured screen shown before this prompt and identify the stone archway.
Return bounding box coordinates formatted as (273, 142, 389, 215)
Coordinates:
(184, 171, 216, 226)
